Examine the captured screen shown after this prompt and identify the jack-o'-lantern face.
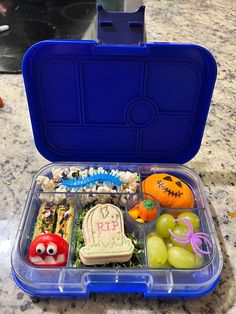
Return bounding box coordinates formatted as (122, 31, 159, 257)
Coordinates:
(142, 173, 194, 209)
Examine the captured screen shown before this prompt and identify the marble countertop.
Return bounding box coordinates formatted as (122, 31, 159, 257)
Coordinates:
(0, 0, 235, 313)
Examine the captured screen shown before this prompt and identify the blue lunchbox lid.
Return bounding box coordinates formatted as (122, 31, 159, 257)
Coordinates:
(22, 9, 216, 164)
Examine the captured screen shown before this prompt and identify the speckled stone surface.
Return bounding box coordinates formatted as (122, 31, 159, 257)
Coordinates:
(0, 0, 236, 313)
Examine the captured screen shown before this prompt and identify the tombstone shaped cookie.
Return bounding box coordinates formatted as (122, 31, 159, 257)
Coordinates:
(79, 204, 134, 265)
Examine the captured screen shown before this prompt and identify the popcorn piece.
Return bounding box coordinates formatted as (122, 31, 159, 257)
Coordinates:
(97, 185, 111, 193)
(88, 167, 95, 176)
(52, 168, 64, 180)
(79, 169, 89, 177)
(36, 176, 55, 192)
(119, 171, 138, 183)
(68, 167, 81, 179)
(69, 167, 81, 173)
(128, 181, 138, 191)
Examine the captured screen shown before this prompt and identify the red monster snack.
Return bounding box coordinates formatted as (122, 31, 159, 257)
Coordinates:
(28, 234, 69, 266)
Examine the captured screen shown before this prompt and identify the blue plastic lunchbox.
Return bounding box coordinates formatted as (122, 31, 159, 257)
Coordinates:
(11, 6, 223, 298)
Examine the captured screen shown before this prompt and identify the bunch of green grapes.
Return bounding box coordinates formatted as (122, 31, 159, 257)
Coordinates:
(146, 212, 204, 269)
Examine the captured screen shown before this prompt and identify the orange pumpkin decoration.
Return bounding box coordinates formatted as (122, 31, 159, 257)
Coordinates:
(142, 173, 194, 209)
(139, 199, 158, 222)
(128, 199, 158, 223)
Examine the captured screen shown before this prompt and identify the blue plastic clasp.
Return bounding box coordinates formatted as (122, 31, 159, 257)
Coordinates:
(97, 4, 145, 45)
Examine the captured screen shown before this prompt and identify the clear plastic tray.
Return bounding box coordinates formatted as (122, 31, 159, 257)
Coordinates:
(11, 162, 223, 298)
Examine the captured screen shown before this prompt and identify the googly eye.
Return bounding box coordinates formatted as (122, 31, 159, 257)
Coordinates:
(36, 243, 45, 254)
(46, 243, 57, 256)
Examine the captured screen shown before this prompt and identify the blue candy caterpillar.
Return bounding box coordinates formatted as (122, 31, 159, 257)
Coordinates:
(59, 173, 125, 191)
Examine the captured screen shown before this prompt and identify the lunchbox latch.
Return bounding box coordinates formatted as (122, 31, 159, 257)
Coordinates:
(97, 4, 145, 46)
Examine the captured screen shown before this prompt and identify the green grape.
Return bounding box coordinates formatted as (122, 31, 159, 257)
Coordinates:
(177, 212, 200, 231)
(146, 232, 163, 241)
(168, 247, 196, 268)
(156, 214, 176, 238)
(170, 225, 187, 242)
(169, 225, 195, 253)
(146, 232, 157, 240)
(195, 254, 204, 268)
(155, 260, 173, 268)
(146, 234, 168, 267)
